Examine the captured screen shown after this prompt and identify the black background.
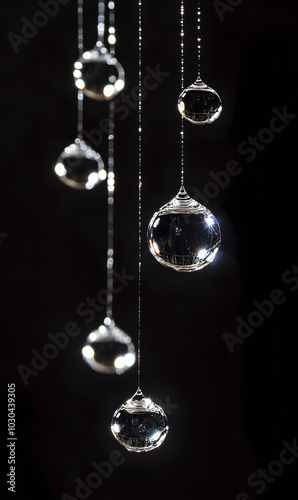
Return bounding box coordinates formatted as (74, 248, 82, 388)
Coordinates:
(1, 0, 298, 499)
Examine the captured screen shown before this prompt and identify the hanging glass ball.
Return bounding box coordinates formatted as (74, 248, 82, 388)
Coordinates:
(111, 389, 169, 452)
(82, 318, 136, 375)
(147, 186, 221, 272)
(74, 48, 125, 101)
(54, 138, 106, 190)
(178, 79, 222, 125)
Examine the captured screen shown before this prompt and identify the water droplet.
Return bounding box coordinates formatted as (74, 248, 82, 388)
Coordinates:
(147, 186, 221, 272)
(54, 138, 106, 190)
(111, 389, 169, 452)
(74, 49, 125, 101)
(82, 319, 136, 375)
(178, 79, 222, 125)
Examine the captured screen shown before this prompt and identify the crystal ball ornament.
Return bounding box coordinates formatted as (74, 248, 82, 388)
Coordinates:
(147, 186, 221, 272)
(74, 48, 125, 101)
(82, 319, 136, 375)
(54, 138, 106, 190)
(178, 79, 222, 125)
(111, 389, 169, 452)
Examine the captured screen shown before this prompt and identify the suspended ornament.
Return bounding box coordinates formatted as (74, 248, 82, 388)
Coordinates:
(54, 136, 106, 190)
(82, 318, 135, 375)
(178, 1, 222, 124)
(74, 1, 125, 100)
(147, 185, 221, 272)
(111, 389, 168, 452)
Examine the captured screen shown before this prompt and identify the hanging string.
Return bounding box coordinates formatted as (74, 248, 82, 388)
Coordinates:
(106, 100, 115, 321)
(105, 1, 116, 321)
(108, 1, 116, 56)
(77, 0, 84, 141)
(78, 0, 84, 58)
(197, 0, 201, 81)
(97, 1, 105, 48)
(180, 0, 184, 187)
(137, 0, 142, 391)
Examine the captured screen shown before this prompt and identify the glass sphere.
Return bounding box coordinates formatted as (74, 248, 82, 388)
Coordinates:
(111, 389, 169, 452)
(82, 318, 136, 375)
(178, 79, 222, 125)
(74, 48, 125, 101)
(54, 138, 106, 190)
(147, 186, 221, 272)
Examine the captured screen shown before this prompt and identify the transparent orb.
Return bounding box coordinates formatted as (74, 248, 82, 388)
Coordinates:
(82, 318, 136, 375)
(74, 49, 125, 101)
(111, 389, 169, 452)
(54, 138, 106, 190)
(178, 79, 222, 125)
(147, 186, 221, 272)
